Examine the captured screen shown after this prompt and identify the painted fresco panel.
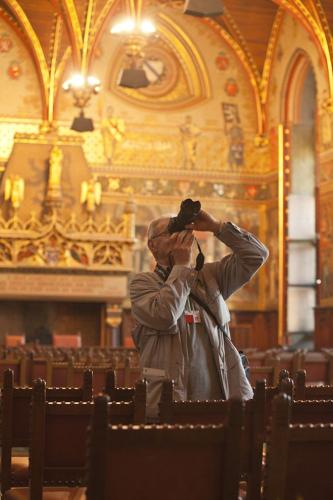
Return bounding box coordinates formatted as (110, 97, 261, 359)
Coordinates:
(0, 17, 42, 118)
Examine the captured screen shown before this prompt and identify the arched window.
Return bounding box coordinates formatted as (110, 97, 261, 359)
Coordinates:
(279, 52, 317, 349)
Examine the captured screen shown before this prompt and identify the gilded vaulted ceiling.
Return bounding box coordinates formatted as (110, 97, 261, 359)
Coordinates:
(1, 0, 333, 124)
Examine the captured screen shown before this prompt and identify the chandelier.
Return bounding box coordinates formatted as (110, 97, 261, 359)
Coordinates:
(110, 0, 157, 89)
(62, 0, 101, 132)
(62, 74, 101, 131)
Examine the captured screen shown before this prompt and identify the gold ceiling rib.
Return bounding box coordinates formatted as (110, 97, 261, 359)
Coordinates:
(81, 0, 95, 76)
(261, 7, 285, 110)
(48, 15, 63, 124)
(2, 0, 50, 119)
(158, 12, 211, 100)
(203, 16, 263, 136)
(274, 0, 333, 103)
(222, 7, 261, 87)
(88, 0, 117, 60)
(60, 0, 83, 66)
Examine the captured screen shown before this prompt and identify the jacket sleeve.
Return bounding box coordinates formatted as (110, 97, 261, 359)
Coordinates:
(204, 222, 269, 300)
(129, 265, 197, 331)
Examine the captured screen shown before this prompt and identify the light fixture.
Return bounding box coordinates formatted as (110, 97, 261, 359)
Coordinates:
(71, 110, 94, 132)
(62, 74, 101, 132)
(110, 1, 157, 89)
(118, 67, 149, 89)
(110, 16, 156, 35)
(184, 0, 224, 17)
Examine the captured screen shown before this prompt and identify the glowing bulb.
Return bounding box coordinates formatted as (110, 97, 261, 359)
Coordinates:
(111, 17, 156, 35)
(71, 74, 85, 88)
(87, 76, 100, 87)
(111, 17, 135, 34)
(140, 19, 156, 34)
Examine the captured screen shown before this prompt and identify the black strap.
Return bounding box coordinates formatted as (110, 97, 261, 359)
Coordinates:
(189, 292, 222, 331)
(155, 266, 221, 329)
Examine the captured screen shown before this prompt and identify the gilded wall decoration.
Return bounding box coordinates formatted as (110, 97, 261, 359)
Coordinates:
(320, 196, 333, 304)
(106, 20, 210, 111)
(102, 175, 276, 202)
(222, 103, 244, 169)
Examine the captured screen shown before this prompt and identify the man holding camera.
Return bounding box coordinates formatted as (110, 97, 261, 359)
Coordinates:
(130, 201, 269, 419)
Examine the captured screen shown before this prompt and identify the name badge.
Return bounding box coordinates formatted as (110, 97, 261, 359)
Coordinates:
(184, 310, 201, 324)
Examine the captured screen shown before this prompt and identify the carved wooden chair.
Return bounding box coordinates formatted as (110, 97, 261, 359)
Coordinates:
(0, 369, 93, 496)
(4, 378, 147, 499)
(68, 359, 114, 395)
(0, 356, 27, 386)
(294, 368, 333, 400)
(159, 379, 265, 500)
(247, 351, 281, 386)
(264, 393, 333, 500)
(86, 395, 244, 500)
(103, 369, 135, 401)
(299, 350, 333, 385)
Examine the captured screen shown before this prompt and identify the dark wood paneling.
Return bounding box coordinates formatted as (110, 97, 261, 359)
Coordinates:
(0, 301, 101, 345)
(315, 306, 333, 348)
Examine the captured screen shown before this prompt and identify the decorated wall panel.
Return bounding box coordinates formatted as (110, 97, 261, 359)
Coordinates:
(0, 16, 42, 119)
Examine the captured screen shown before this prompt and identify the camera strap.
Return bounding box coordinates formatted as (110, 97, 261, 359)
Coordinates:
(154, 264, 250, 380)
(194, 239, 205, 271)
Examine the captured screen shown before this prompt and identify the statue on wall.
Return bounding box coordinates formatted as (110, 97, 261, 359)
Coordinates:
(101, 106, 126, 164)
(179, 115, 201, 169)
(46, 145, 63, 207)
(48, 146, 63, 189)
(80, 177, 102, 213)
(4, 175, 25, 210)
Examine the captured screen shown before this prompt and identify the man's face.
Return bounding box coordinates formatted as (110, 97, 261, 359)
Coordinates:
(148, 217, 194, 264)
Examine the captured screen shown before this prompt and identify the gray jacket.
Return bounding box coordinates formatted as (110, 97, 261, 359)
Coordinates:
(130, 222, 269, 417)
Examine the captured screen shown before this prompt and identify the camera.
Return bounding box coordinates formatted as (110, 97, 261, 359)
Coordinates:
(168, 198, 201, 234)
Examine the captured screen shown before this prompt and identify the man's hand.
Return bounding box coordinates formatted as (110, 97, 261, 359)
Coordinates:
(185, 209, 220, 233)
(169, 230, 194, 267)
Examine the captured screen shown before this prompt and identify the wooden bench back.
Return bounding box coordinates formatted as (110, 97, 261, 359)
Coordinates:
(264, 393, 333, 500)
(295, 369, 333, 400)
(159, 379, 265, 500)
(29, 378, 147, 500)
(86, 395, 244, 500)
(104, 370, 135, 401)
(1, 368, 92, 494)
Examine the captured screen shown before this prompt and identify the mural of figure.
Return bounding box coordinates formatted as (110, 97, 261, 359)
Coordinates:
(101, 106, 126, 164)
(228, 125, 244, 168)
(179, 115, 201, 169)
(222, 103, 244, 169)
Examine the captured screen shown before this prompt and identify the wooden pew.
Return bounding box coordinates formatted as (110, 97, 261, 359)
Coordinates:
(159, 379, 265, 500)
(104, 370, 135, 401)
(68, 359, 114, 395)
(0, 356, 27, 386)
(86, 395, 244, 500)
(294, 369, 333, 400)
(4, 378, 147, 499)
(0, 368, 93, 496)
(264, 393, 333, 500)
